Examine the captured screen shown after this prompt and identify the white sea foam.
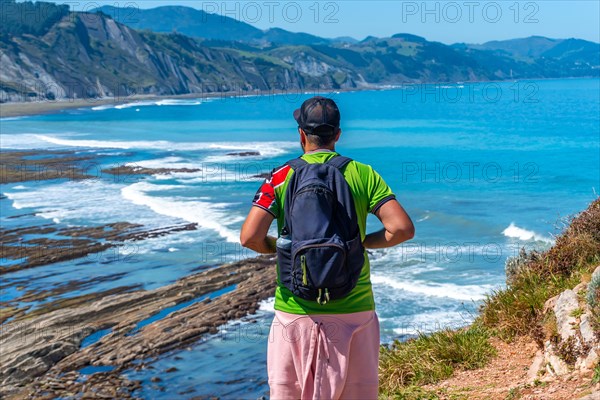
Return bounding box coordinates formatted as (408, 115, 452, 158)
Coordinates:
(120, 181, 242, 243)
(91, 98, 208, 111)
(128, 231, 201, 255)
(155, 99, 204, 106)
(124, 156, 256, 182)
(123, 157, 267, 183)
(371, 274, 494, 301)
(90, 104, 113, 111)
(124, 157, 210, 180)
(5, 179, 243, 246)
(502, 223, 553, 243)
(3, 179, 175, 228)
(0, 133, 65, 149)
(31, 134, 296, 158)
(202, 152, 271, 163)
(392, 310, 471, 335)
(172, 172, 264, 184)
(437, 85, 465, 89)
(0, 116, 25, 121)
(114, 101, 157, 109)
(258, 297, 275, 313)
(368, 240, 513, 268)
(94, 152, 131, 156)
(125, 157, 190, 169)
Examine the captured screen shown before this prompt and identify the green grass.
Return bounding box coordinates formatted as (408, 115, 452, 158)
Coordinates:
(478, 267, 584, 342)
(379, 323, 496, 397)
(593, 363, 600, 384)
(570, 307, 584, 318)
(505, 387, 522, 400)
(533, 379, 547, 387)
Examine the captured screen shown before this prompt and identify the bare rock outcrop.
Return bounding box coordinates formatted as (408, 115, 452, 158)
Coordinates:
(527, 266, 600, 388)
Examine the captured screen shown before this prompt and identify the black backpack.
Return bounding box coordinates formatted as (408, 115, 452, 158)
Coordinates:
(275, 155, 365, 305)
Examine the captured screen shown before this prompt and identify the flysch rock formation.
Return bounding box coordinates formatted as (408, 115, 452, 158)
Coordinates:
(1, 255, 276, 399)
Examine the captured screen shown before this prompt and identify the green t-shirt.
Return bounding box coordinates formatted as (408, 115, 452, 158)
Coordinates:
(251, 150, 396, 314)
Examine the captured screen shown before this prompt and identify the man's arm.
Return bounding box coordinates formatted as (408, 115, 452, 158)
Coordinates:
(240, 206, 277, 254)
(363, 199, 415, 249)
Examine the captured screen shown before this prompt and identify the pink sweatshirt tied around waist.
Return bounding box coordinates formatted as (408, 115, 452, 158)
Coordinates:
(267, 309, 380, 400)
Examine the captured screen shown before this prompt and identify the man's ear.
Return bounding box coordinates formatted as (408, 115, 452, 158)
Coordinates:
(335, 128, 342, 142)
(299, 127, 307, 142)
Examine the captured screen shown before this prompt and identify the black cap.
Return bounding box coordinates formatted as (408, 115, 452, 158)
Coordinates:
(293, 96, 340, 135)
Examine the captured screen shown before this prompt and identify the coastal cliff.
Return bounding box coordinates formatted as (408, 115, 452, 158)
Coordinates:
(0, 6, 334, 102)
(1, 0, 598, 103)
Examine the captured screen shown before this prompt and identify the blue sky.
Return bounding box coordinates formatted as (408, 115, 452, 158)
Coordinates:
(33, 1, 600, 44)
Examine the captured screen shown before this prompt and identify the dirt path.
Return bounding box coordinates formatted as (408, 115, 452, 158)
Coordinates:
(425, 337, 598, 399)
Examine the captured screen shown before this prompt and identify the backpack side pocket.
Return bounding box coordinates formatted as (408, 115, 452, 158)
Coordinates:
(276, 235, 293, 289)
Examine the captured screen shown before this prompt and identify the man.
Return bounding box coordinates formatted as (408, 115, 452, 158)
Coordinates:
(240, 96, 414, 399)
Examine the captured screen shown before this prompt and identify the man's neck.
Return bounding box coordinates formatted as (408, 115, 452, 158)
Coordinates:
(305, 148, 336, 154)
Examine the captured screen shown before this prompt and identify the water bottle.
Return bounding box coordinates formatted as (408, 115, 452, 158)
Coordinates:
(276, 227, 292, 251)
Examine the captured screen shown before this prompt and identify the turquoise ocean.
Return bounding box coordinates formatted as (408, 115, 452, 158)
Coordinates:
(1, 78, 599, 398)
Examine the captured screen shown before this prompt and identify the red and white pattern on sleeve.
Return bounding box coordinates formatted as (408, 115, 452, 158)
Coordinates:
(252, 164, 291, 216)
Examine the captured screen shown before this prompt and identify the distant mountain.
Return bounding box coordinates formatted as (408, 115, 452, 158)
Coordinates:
(541, 38, 600, 62)
(331, 36, 359, 44)
(466, 36, 561, 58)
(262, 28, 329, 46)
(93, 5, 262, 41)
(93, 5, 329, 46)
(463, 36, 600, 62)
(1, 0, 598, 103)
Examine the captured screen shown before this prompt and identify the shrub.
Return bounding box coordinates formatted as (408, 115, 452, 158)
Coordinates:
(586, 268, 600, 336)
(534, 198, 600, 277)
(505, 248, 543, 285)
(587, 269, 600, 309)
(479, 267, 580, 342)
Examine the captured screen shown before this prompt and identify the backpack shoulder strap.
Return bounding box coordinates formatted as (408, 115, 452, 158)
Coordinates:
(326, 155, 352, 170)
(285, 157, 309, 170)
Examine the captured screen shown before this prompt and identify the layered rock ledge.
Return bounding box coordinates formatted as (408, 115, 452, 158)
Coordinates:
(2, 255, 276, 399)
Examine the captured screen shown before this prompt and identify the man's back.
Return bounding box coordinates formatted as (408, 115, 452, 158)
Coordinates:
(252, 149, 397, 315)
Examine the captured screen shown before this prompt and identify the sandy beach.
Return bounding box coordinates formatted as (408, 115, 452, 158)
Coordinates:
(0, 93, 223, 118)
(0, 87, 368, 118)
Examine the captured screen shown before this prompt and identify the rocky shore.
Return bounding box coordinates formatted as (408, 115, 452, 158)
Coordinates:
(0, 221, 197, 276)
(1, 149, 278, 398)
(2, 255, 276, 398)
(0, 150, 98, 183)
